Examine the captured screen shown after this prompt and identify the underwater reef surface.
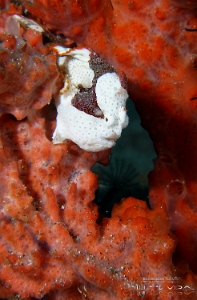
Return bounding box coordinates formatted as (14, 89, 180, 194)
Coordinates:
(0, 4, 62, 120)
(0, 0, 197, 299)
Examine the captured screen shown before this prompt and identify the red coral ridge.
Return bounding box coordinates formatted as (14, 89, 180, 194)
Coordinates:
(0, 111, 191, 299)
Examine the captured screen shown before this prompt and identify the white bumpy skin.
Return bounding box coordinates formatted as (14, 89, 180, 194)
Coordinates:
(8, 16, 128, 152)
(52, 47, 129, 152)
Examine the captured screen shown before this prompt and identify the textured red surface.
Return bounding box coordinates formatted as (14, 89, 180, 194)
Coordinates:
(169, 0, 197, 9)
(1, 0, 197, 298)
(0, 4, 62, 120)
(1, 109, 191, 299)
(21, 0, 197, 273)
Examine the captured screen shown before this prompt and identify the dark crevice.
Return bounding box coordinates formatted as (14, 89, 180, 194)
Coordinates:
(185, 28, 197, 32)
(92, 100, 157, 218)
(109, 0, 114, 10)
(10, 0, 22, 6)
